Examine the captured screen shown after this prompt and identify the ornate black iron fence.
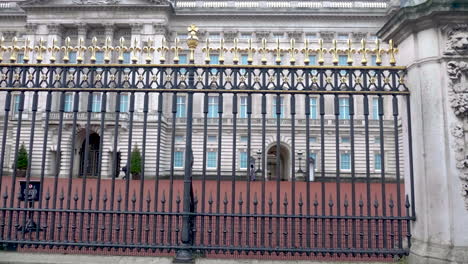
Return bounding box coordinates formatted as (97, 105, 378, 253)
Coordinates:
(0, 27, 415, 261)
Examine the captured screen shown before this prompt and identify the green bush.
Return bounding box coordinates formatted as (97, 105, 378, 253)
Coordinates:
(16, 143, 28, 170)
(130, 145, 142, 175)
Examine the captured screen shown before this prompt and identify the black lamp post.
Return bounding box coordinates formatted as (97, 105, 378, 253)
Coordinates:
(255, 150, 262, 173)
(297, 151, 304, 174)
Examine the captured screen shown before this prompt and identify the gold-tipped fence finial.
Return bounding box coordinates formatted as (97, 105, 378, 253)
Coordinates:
(33, 37, 47, 63)
(0, 26, 399, 66)
(172, 37, 182, 63)
(76, 37, 87, 63)
(373, 39, 385, 66)
(187, 24, 199, 63)
(358, 39, 369, 66)
(89, 37, 99, 63)
(387, 39, 398, 66)
(8, 37, 20, 63)
(288, 38, 298, 65)
(22, 38, 32, 63)
(230, 38, 240, 64)
(143, 38, 155, 63)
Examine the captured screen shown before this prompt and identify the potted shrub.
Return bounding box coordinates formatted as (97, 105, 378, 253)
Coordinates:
(16, 143, 28, 177)
(130, 145, 142, 180)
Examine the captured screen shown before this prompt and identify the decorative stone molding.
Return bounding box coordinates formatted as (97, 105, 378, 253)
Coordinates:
(288, 31, 303, 41)
(255, 31, 270, 42)
(1, 31, 17, 40)
(448, 60, 468, 209)
(25, 23, 38, 35)
(319, 31, 335, 42)
(352, 32, 368, 42)
(72, 0, 120, 4)
(153, 23, 168, 36)
(47, 24, 62, 35)
(443, 24, 468, 55)
(130, 23, 143, 35)
(223, 31, 238, 42)
(104, 23, 114, 38)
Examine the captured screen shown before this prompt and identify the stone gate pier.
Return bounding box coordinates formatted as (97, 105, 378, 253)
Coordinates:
(379, 0, 468, 263)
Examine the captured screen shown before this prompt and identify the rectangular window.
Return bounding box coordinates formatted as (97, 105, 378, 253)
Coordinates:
(374, 137, 381, 145)
(240, 33, 251, 39)
(207, 135, 217, 143)
(306, 34, 317, 41)
(174, 151, 184, 168)
(273, 96, 285, 118)
(13, 94, 21, 113)
(310, 153, 317, 166)
(370, 55, 377, 66)
(177, 34, 188, 39)
(310, 97, 318, 119)
(273, 33, 284, 39)
(179, 54, 187, 74)
(240, 54, 249, 74)
(64, 93, 73, 112)
(374, 153, 382, 171)
(69, 51, 77, 64)
(309, 137, 317, 144)
(239, 96, 248, 118)
(95, 51, 104, 64)
(175, 135, 184, 143)
(17, 53, 24, 63)
(372, 97, 380, 120)
(339, 98, 350, 120)
(92, 93, 102, 112)
(240, 152, 248, 169)
(123, 52, 131, 64)
(208, 96, 219, 118)
(240, 136, 248, 143)
(338, 34, 348, 40)
(210, 55, 219, 74)
(207, 151, 217, 168)
(340, 153, 351, 171)
(209, 33, 221, 40)
(120, 94, 129, 112)
(176, 95, 186, 118)
(341, 137, 350, 143)
(338, 55, 348, 75)
(309, 55, 317, 65)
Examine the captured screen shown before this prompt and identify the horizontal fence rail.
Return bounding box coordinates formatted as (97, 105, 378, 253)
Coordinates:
(0, 27, 415, 261)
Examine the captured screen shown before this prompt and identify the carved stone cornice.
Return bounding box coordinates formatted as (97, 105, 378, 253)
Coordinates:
(255, 31, 270, 42)
(447, 59, 468, 210)
(288, 31, 302, 41)
(72, 0, 120, 4)
(25, 23, 38, 35)
(1, 31, 17, 40)
(153, 23, 168, 36)
(47, 24, 62, 35)
(352, 32, 368, 42)
(319, 31, 335, 42)
(223, 30, 238, 42)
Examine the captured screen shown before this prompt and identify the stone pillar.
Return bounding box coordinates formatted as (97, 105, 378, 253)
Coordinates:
(77, 23, 87, 42)
(378, 1, 468, 263)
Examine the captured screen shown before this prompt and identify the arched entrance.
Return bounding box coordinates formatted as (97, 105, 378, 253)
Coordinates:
(79, 133, 100, 177)
(266, 143, 290, 181)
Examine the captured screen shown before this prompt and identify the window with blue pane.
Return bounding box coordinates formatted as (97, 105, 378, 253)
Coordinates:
(339, 98, 350, 120)
(64, 93, 73, 112)
(372, 97, 380, 120)
(240, 152, 248, 169)
(240, 55, 249, 74)
(92, 93, 102, 112)
(370, 55, 377, 66)
(176, 96, 186, 118)
(272, 96, 284, 118)
(374, 153, 382, 171)
(13, 95, 20, 113)
(17, 53, 24, 63)
(309, 153, 317, 166)
(310, 97, 317, 119)
(174, 151, 184, 168)
(120, 94, 129, 112)
(208, 96, 218, 118)
(341, 137, 350, 143)
(179, 54, 187, 73)
(309, 137, 317, 144)
(207, 151, 217, 168)
(338, 55, 348, 75)
(69, 52, 77, 64)
(340, 153, 351, 171)
(123, 52, 131, 64)
(210, 55, 219, 74)
(309, 55, 317, 74)
(239, 96, 248, 118)
(95, 51, 104, 64)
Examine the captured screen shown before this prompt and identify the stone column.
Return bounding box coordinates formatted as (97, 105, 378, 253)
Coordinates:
(378, 1, 468, 263)
(77, 23, 87, 42)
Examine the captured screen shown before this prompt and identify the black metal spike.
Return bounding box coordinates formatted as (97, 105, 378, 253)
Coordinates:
(223, 192, 228, 206)
(103, 190, 108, 203)
(253, 192, 258, 206)
(146, 190, 151, 203)
(45, 187, 51, 201)
(299, 193, 304, 207)
(131, 191, 137, 204)
(88, 189, 93, 202)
